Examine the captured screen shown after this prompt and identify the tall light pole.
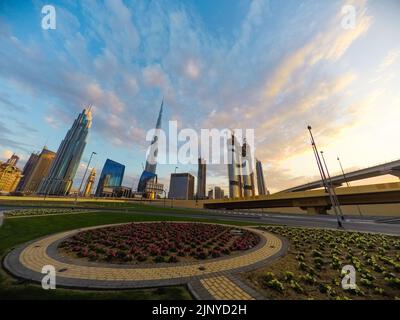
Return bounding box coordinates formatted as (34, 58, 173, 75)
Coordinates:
(337, 156, 363, 216)
(307, 126, 343, 228)
(76, 151, 97, 202)
(320, 151, 344, 221)
(174, 166, 178, 174)
(337, 156, 349, 187)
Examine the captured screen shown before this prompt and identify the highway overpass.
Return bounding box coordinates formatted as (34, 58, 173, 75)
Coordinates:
(279, 159, 400, 193)
(203, 182, 400, 214)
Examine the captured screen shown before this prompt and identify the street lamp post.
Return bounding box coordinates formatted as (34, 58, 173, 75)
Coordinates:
(174, 166, 178, 174)
(320, 151, 344, 221)
(75, 151, 97, 203)
(307, 126, 343, 228)
(337, 156, 363, 216)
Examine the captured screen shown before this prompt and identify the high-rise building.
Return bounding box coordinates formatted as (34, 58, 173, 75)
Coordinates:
(168, 173, 194, 200)
(207, 188, 213, 199)
(24, 147, 56, 193)
(83, 168, 96, 197)
(38, 108, 92, 196)
(6, 154, 19, 166)
(256, 159, 267, 195)
(227, 133, 256, 198)
(197, 158, 206, 199)
(16, 152, 39, 192)
(214, 186, 224, 199)
(137, 100, 163, 193)
(0, 155, 23, 193)
(241, 140, 255, 197)
(95, 159, 125, 197)
(227, 133, 243, 198)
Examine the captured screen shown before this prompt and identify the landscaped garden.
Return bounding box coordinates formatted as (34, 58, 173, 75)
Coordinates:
(59, 222, 260, 264)
(4, 208, 79, 217)
(245, 225, 400, 300)
(0, 210, 253, 300)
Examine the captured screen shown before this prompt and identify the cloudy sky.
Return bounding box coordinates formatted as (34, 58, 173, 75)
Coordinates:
(0, 0, 399, 194)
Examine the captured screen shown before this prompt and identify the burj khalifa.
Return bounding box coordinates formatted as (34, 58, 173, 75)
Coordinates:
(137, 100, 163, 193)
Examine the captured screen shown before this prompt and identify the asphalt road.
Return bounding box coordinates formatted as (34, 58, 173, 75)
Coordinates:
(0, 206, 399, 236)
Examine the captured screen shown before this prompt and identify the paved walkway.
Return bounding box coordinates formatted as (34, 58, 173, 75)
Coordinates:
(3, 222, 287, 299)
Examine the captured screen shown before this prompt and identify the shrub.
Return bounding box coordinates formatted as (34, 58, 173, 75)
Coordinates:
(168, 256, 179, 263)
(298, 262, 309, 272)
(265, 279, 285, 293)
(318, 283, 331, 294)
(154, 256, 165, 263)
(290, 280, 304, 293)
(300, 274, 316, 285)
(384, 277, 400, 289)
(283, 271, 295, 282)
(360, 278, 374, 288)
(262, 272, 276, 282)
(312, 250, 323, 258)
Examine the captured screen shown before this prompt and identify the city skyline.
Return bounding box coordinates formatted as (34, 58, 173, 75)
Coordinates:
(1, 0, 400, 194)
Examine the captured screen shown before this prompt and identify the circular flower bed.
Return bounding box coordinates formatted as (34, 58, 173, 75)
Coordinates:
(58, 222, 260, 264)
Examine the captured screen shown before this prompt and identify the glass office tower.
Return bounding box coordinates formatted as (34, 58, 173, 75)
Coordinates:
(38, 108, 92, 195)
(95, 159, 125, 196)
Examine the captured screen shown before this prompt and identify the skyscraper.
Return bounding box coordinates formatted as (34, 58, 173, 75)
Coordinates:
(256, 159, 267, 195)
(197, 158, 206, 199)
(0, 154, 22, 193)
(168, 173, 194, 200)
(24, 147, 56, 193)
(38, 108, 92, 196)
(241, 140, 255, 197)
(95, 159, 125, 197)
(16, 152, 39, 192)
(214, 186, 224, 199)
(83, 167, 96, 197)
(6, 154, 19, 166)
(227, 133, 243, 198)
(137, 100, 163, 193)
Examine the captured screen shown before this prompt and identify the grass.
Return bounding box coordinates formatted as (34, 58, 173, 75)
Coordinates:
(245, 225, 400, 300)
(0, 199, 202, 214)
(0, 210, 254, 300)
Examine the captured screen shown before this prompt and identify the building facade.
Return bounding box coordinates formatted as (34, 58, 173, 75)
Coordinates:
(168, 173, 194, 200)
(197, 157, 206, 199)
(15, 152, 39, 192)
(255, 159, 267, 195)
(38, 108, 92, 195)
(95, 159, 125, 197)
(20, 147, 56, 193)
(137, 100, 163, 193)
(83, 167, 96, 197)
(214, 186, 224, 199)
(0, 155, 23, 193)
(227, 133, 243, 198)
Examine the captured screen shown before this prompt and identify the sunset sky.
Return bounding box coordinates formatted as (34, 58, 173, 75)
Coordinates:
(0, 0, 399, 193)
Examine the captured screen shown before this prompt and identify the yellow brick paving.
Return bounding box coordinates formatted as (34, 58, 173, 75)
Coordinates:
(18, 222, 282, 282)
(200, 276, 255, 300)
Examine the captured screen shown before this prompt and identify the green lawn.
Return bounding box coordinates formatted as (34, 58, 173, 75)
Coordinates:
(0, 211, 254, 300)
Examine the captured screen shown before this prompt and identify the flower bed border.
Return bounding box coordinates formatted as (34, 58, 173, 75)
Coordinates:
(3, 222, 288, 292)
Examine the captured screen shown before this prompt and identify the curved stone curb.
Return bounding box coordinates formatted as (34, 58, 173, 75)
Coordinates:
(3, 222, 287, 293)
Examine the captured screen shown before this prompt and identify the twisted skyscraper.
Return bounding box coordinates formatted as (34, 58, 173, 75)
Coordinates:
(137, 100, 163, 193)
(38, 107, 92, 196)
